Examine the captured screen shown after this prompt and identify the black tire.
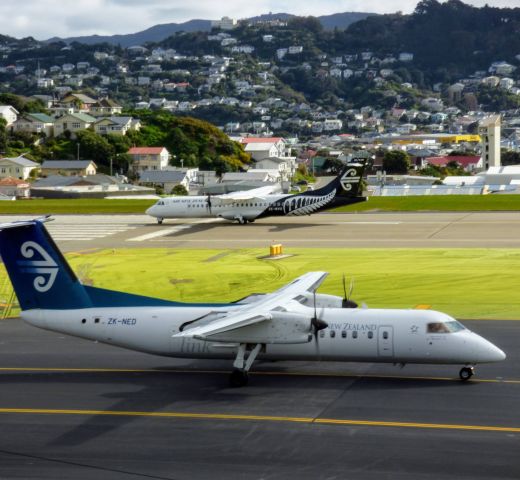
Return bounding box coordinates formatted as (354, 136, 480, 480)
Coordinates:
(157, 218, 163, 225)
(229, 369, 249, 387)
(459, 367, 474, 381)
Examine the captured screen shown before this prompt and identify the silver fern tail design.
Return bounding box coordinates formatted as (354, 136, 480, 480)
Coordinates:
(282, 190, 336, 215)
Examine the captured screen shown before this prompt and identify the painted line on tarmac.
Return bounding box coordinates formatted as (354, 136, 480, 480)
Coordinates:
(127, 219, 224, 242)
(0, 408, 518, 434)
(1, 367, 519, 384)
(126, 227, 185, 242)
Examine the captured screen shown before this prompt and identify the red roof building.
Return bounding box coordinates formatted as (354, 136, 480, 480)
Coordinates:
(426, 156, 482, 172)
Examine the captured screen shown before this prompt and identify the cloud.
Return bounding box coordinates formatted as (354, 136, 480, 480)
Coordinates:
(0, 0, 517, 40)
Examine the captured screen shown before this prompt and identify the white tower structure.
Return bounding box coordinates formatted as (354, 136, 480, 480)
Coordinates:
(479, 115, 501, 169)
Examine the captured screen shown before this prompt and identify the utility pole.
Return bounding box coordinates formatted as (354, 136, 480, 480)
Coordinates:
(77, 143, 80, 160)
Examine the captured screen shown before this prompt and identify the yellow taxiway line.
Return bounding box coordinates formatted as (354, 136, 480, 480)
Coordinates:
(0, 366, 519, 384)
(0, 408, 519, 434)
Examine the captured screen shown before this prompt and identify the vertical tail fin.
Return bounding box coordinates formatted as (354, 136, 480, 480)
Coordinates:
(0, 218, 92, 310)
(307, 161, 366, 198)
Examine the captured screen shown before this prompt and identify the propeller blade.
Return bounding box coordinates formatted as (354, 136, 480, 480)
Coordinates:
(341, 275, 358, 308)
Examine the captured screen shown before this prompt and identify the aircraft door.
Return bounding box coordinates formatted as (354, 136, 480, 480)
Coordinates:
(377, 326, 394, 357)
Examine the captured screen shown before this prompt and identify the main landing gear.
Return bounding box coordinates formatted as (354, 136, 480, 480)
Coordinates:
(229, 343, 262, 387)
(234, 216, 254, 224)
(459, 366, 474, 381)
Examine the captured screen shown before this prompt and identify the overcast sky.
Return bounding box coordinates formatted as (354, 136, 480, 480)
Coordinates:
(3, 0, 519, 40)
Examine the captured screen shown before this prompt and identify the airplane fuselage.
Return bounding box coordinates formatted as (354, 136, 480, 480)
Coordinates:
(22, 305, 505, 366)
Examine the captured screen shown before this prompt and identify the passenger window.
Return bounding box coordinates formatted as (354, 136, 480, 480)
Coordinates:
(352, 331, 358, 339)
(383, 331, 388, 340)
(341, 331, 347, 339)
(368, 331, 373, 339)
(319, 330, 325, 338)
(330, 330, 335, 338)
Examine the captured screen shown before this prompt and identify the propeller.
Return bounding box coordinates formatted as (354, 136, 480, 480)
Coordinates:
(310, 290, 328, 356)
(341, 274, 358, 309)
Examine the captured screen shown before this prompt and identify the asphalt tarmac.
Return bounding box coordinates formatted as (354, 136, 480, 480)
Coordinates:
(3, 211, 520, 250)
(0, 318, 518, 480)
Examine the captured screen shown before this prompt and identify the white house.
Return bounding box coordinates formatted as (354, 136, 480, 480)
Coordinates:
(53, 112, 97, 138)
(13, 113, 54, 137)
(0, 155, 39, 180)
(128, 147, 170, 172)
(0, 105, 19, 126)
(240, 137, 289, 161)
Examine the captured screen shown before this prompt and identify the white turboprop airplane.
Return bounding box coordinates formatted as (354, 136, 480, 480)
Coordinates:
(146, 162, 366, 224)
(0, 218, 505, 387)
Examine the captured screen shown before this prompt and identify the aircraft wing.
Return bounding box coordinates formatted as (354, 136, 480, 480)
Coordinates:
(174, 271, 328, 341)
(215, 185, 279, 204)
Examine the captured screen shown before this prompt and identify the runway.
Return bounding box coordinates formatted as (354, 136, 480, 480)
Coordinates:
(0, 319, 518, 479)
(2, 211, 520, 250)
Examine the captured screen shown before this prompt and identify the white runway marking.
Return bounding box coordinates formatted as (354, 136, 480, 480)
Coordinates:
(127, 227, 188, 242)
(127, 218, 222, 242)
(46, 224, 136, 241)
(329, 221, 402, 225)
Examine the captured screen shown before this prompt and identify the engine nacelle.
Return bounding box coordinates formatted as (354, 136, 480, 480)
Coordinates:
(300, 293, 344, 309)
(201, 312, 312, 344)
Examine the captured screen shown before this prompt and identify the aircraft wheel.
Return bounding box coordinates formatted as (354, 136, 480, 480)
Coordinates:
(229, 369, 249, 387)
(459, 366, 474, 381)
(157, 218, 163, 225)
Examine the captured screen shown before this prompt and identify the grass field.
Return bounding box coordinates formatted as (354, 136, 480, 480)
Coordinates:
(333, 195, 520, 212)
(1, 195, 520, 215)
(2, 247, 515, 320)
(0, 199, 156, 215)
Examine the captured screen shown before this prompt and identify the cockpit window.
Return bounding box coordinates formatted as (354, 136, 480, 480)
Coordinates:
(427, 321, 466, 334)
(157, 200, 165, 206)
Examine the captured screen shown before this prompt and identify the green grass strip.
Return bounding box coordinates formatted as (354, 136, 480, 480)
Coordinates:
(333, 195, 520, 212)
(1, 195, 520, 215)
(2, 247, 519, 320)
(0, 199, 156, 215)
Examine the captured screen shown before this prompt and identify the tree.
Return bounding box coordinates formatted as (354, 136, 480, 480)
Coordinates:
(0, 118, 7, 154)
(75, 129, 115, 170)
(171, 184, 188, 195)
(501, 150, 520, 166)
(382, 151, 410, 174)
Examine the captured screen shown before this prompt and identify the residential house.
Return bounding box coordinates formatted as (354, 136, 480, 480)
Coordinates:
(31, 174, 154, 198)
(41, 160, 97, 176)
(138, 169, 194, 193)
(252, 157, 294, 182)
(0, 156, 39, 180)
(0, 105, 19, 126)
(89, 98, 123, 116)
(13, 113, 54, 137)
(128, 147, 170, 172)
(53, 112, 97, 138)
(0, 177, 30, 198)
(94, 117, 141, 136)
(240, 137, 289, 161)
(60, 93, 97, 112)
(426, 156, 482, 172)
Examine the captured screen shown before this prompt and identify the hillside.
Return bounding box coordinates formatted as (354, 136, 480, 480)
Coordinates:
(43, 12, 375, 47)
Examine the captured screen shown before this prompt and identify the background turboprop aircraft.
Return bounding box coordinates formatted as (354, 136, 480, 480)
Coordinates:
(146, 161, 366, 224)
(0, 218, 505, 387)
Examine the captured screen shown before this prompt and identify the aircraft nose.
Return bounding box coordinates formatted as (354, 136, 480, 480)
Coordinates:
(146, 206, 155, 216)
(478, 338, 506, 363)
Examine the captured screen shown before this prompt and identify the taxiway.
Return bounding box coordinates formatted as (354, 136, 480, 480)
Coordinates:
(0, 319, 518, 479)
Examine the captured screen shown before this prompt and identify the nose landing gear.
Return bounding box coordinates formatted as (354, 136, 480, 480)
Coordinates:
(459, 366, 474, 381)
